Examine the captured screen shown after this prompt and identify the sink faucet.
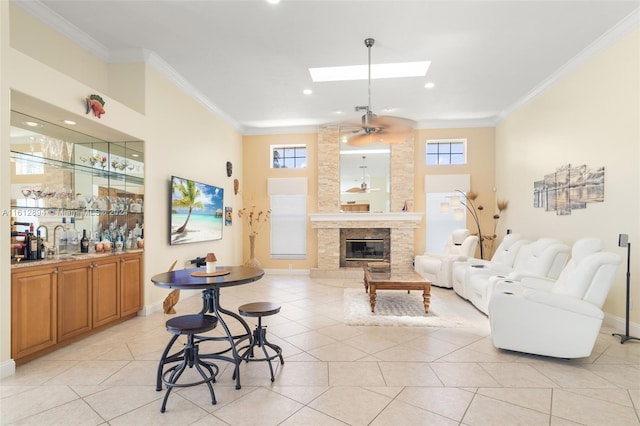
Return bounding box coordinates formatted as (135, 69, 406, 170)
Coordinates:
(53, 224, 64, 254)
(36, 225, 48, 242)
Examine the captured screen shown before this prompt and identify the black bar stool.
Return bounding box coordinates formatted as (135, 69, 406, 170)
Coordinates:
(156, 314, 219, 413)
(237, 302, 284, 382)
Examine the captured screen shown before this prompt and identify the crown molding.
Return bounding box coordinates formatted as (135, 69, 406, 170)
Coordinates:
(12, 0, 110, 60)
(497, 7, 640, 124)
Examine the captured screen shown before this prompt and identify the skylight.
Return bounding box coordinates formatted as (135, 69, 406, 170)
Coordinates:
(309, 61, 430, 82)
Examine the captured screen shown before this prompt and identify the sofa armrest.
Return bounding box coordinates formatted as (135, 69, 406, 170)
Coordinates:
(522, 289, 603, 319)
(520, 276, 555, 291)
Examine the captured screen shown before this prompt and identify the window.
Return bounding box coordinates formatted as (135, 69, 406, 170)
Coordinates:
(268, 178, 307, 259)
(271, 144, 307, 169)
(426, 139, 466, 165)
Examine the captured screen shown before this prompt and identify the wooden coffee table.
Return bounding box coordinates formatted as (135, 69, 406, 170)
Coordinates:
(362, 265, 431, 313)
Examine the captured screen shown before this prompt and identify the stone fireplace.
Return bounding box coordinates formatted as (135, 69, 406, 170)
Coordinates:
(310, 126, 422, 277)
(341, 228, 389, 267)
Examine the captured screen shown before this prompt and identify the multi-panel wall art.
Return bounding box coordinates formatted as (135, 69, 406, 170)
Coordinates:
(533, 164, 604, 216)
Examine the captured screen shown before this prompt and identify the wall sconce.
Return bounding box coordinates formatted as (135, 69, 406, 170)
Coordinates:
(440, 190, 484, 259)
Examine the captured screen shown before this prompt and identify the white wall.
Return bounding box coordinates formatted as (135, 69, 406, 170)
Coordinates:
(495, 28, 640, 325)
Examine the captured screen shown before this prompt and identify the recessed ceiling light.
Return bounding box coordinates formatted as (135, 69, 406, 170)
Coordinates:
(424, 82, 435, 89)
(334, 110, 343, 115)
(63, 119, 77, 125)
(131, 153, 139, 158)
(382, 107, 396, 113)
(266, 0, 281, 4)
(23, 121, 43, 128)
(309, 61, 430, 82)
(303, 89, 313, 95)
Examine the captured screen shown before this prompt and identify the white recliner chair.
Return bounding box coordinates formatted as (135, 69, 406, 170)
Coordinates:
(414, 229, 478, 288)
(489, 238, 621, 358)
(451, 233, 527, 298)
(464, 238, 570, 314)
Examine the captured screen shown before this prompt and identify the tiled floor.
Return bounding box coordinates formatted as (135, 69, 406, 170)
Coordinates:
(1, 273, 639, 425)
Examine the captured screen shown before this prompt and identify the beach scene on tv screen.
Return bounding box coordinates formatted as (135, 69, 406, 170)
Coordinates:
(171, 177, 224, 244)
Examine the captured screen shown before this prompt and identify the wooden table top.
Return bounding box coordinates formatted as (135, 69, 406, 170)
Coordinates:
(151, 266, 264, 290)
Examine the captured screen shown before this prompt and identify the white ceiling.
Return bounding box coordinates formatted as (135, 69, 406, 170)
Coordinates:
(14, 0, 639, 136)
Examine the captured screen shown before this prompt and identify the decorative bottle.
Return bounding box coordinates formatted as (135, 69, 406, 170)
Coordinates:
(80, 229, 89, 253)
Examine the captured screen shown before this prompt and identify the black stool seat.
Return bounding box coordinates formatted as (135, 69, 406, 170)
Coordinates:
(236, 301, 284, 382)
(157, 314, 219, 413)
(166, 314, 218, 335)
(238, 302, 281, 317)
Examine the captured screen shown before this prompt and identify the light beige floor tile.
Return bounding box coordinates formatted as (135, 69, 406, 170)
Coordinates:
(396, 386, 475, 421)
(3, 274, 638, 425)
(212, 387, 303, 425)
(477, 387, 552, 414)
(82, 385, 162, 420)
(308, 386, 391, 425)
(269, 361, 329, 387)
(307, 341, 369, 361)
(481, 362, 559, 387)
(279, 406, 349, 425)
(370, 399, 459, 426)
(328, 361, 386, 387)
(270, 385, 330, 404)
(44, 360, 129, 386)
(0, 385, 80, 424)
(531, 363, 619, 388)
(11, 398, 104, 425)
(551, 388, 640, 425)
(285, 330, 338, 351)
(430, 362, 501, 387)
(108, 392, 209, 425)
(378, 361, 443, 386)
(463, 393, 550, 425)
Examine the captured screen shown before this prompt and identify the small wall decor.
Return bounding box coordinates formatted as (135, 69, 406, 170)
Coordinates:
(234, 178, 239, 195)
(533, 163, 604, 215)
(226, 161, 233, 177)
(86, 94, 106, 118)
(225, 207, 233, 226)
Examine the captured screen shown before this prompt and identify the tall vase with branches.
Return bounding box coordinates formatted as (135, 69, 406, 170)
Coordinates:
(452, 190, 508, 260)
(238, 205, 271, 267)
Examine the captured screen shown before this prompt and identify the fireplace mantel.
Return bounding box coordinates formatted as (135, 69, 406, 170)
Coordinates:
(309, 212, 423, 228)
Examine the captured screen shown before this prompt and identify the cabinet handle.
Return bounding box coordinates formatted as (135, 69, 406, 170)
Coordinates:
(53, 268, 58, 275)
(121, 258, 125, 263)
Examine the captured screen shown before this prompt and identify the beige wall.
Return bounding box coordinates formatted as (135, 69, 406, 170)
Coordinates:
(0, 4, 244, 373)
(413, 127, 497, 256)
(495, 29, 640, 324)
(242, 133, 318, 270)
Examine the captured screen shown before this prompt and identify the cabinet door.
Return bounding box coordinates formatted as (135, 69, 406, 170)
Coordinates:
(92, 258, 120, 328)
(11, 266, 58, 360)
(57, 261, 92, 342)
(120, 253, 143, 317)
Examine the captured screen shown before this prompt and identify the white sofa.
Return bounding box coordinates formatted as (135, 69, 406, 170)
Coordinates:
(460, 238, 570, 314)
(451, 233, 527, 297)
(414, 229, 478, 288)
(489, 238, 621, 358)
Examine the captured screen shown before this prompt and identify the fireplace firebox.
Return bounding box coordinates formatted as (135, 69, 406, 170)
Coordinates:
(345, 239, 384, 261)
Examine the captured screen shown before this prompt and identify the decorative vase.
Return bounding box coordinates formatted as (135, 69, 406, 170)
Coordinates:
(244, 234, 261, 267)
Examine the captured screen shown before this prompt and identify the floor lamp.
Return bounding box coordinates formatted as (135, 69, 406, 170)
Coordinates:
(612, 234, 639, 344)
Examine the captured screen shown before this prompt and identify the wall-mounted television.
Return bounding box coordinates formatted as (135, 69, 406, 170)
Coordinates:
(170, 176, 224, 245)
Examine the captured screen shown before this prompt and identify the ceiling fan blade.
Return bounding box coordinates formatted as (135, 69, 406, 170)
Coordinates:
(347, 133, 378, 146)
(346, 186, 366, 193)
(373, 115, 416, 130)
(376, 129, 413, 144)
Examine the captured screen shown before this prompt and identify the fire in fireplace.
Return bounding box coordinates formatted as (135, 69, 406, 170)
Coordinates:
(345, 239, 385, 261)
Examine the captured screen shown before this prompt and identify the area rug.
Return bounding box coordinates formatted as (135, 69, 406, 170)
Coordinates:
(343, 288, 467, 327)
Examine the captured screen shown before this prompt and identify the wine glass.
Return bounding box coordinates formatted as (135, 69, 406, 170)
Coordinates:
(21, 186, 32, 206)
(65, 141, 74, 163)
(83, 194, 95, 211)
(31, 185, 44, 207)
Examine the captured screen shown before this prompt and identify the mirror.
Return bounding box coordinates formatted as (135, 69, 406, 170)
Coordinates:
(9, 109, 144, 255)
(339, 134, 390, 213)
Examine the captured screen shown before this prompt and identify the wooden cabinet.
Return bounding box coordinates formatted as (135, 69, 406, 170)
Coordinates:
(92, 257, 120, 328)
(11, 252, 143, 363)
(11, 265, 58, 360)
(120, 253, 143, 317)
(57, 260, 93, 342)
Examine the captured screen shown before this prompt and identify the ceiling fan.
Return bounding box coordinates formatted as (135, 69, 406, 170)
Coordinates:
(346, 156, 381, 193)
(341, 38, 416, 146)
